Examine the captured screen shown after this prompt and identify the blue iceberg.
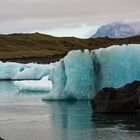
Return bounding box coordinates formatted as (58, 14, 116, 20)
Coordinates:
(0, 62, 53, 80)
(44, 44, 140, 100)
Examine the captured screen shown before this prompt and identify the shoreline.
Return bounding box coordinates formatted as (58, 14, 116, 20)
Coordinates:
(0, 33, 140, 64)
(0, 54, 65, 64)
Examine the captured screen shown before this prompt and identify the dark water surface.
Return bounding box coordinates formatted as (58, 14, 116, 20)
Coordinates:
(0, 81, 140, 140)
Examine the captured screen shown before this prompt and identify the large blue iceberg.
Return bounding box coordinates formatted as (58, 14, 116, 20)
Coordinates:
(2, 44, 140, 100)
(44, 44, 140, 100)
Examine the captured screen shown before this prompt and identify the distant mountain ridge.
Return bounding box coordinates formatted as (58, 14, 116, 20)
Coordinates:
(91, 22, 140, 38)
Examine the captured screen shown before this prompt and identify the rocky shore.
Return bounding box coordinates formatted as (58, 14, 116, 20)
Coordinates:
(1, 54, 65, 64)
(91, 81, 140, 113)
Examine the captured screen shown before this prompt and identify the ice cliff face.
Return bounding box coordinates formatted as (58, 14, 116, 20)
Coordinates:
(44, 44, 140, 100)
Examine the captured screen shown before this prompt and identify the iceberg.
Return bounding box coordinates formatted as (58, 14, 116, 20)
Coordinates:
(0, 62, 53, 80)
(13, 63, 53, 80)
(0, 62, 24, 79)
(44, 44, 140, 100)
(14, 76, 52, 92)
(2, 44, 140, 100)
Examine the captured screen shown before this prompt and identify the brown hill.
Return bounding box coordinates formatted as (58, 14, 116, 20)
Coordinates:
(0, 32, 140, 63)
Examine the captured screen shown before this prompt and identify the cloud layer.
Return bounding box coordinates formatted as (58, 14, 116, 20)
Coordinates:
(0, 0, 140, 34)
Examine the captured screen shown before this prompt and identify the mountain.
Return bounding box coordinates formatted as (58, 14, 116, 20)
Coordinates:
(91, 22, 140, 38)
(0, 33, 140, 63)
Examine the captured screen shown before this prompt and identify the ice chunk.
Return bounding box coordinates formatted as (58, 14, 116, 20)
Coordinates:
(0, 62, 24, 79)
(14, 76, 52, 92)
(13, 63, 52, 80)
(43, 44, 140, 100)
(0, 62, 53, 80)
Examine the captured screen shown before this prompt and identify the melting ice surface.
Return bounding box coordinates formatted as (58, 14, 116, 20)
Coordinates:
(0, 62, 53, 80)
(44, 44, 140, 100)
(14, 76, 52, 92)
(2, 44, 140, 100)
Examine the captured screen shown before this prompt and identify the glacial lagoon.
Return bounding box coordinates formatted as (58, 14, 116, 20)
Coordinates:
(0, 81, 140, 140)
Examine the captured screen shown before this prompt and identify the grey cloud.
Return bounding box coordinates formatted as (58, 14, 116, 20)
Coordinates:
(0, 0, 139, 33)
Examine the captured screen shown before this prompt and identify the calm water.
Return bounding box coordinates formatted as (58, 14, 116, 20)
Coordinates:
(0, 81, 140, 140)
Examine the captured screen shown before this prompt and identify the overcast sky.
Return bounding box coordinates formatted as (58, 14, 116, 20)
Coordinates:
(0, 0, 140, 37)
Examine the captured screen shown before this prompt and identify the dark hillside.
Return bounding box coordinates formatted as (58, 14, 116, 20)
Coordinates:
(0, 33, 140, 63)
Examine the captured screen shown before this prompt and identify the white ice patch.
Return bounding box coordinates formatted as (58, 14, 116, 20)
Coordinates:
(14, 76, 52, 92)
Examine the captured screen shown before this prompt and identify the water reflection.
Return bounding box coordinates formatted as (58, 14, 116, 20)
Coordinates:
(16, 90, 48, 95)
(44, 101, 140, 140)
(1, 81, 140, 140)
(0, 81, 17, 96)
(92, 113, 140, 131)
(44, 101, 96, 140)
(45, 100, 140, 132)
(46, 101, 93, 129)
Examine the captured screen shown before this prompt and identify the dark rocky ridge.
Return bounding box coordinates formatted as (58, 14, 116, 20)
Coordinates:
(91, 81, 140, 113)
(1, 33, 140, 63)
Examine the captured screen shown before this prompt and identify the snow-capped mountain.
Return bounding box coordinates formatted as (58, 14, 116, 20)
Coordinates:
(91, 22, 140, 38)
